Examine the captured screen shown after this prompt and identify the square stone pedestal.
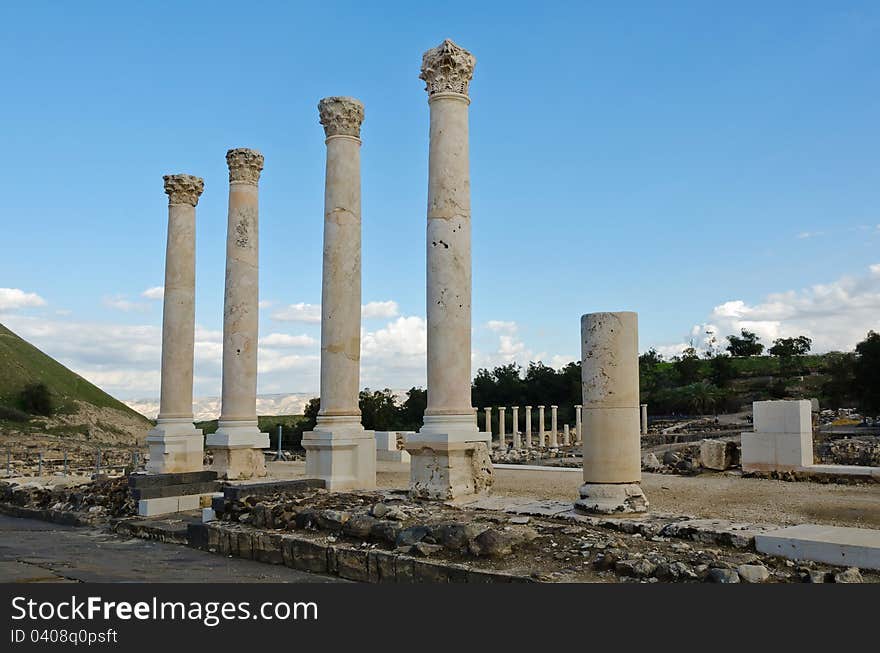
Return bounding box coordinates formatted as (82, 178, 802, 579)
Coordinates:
(146, 418, 204, 474)
(302, 426, 376, 491)
(206, 421, 269, 480)
(405, 415, 493, 500)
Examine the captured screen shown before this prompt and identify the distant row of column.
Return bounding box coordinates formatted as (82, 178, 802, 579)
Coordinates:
(482, 405, 584, 449)
(481, 401, 650, 449)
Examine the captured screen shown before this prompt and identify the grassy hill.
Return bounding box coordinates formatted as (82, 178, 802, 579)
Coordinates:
(0, 322, 146, 421)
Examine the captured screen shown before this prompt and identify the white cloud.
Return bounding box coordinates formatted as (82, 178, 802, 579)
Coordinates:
(103, 295, 150, 313)
(362, 300, 399, 319)
(361, 316, 428, 388)
(141, 286, 164, 300)
(273, 300, 399, 322)
(258, 300, 273, 309)
(486, 320, 517, 334)
(655, 263, 880, 356)
(0, 288, 46, 311)
(271, 302, 322, 323)
(260, 333, 317, 348)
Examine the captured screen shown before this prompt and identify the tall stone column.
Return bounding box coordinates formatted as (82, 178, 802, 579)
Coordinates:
(563, 424, 570, 446)
(640, 403, 648, 436)
(575, 404, 583, 445)
(146, 174, 204, 474)
(303, 97, 376, 490)
(511, 406, 521, 449)
(576, 312, 648, 514)
(538, 406, 545, 447)
(498, 407, 506, 449)
(207, 148, 269, 480)
(484, 407, 492, 438)
(407, 39, 492, 499)
(525, 405, 533, 448)
(550, 405, 559, 448)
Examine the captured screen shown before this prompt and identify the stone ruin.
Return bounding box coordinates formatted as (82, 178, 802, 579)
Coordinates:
(134, 39, 655, 519)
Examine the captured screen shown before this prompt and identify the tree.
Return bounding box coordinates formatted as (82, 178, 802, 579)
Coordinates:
(769, 335, 812, 377)
(358, 388, 399, 431)
(20, 382, 53, 416)
(708, 354, 735, 388)
(726, 329, 764, 357)
(768, 336, 812, 358)
(854, 331, 880, 414)
(674, 347, 702, 385)
(822, 352, 855, 410)
(399, 387, 426, 430)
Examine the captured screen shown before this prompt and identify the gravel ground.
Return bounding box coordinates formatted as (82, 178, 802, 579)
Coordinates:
(267, 461, 880, 529)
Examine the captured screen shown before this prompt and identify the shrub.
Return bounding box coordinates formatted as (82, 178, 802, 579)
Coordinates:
(20, 382, 53, 416)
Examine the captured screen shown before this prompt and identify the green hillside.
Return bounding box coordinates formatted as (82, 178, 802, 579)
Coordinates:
(0, 322, 144, 419)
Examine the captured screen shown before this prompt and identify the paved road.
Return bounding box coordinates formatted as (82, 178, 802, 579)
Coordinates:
(0, 515, 345, 583)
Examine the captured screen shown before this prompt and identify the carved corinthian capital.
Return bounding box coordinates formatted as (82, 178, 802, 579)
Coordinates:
(419, 39, 476, 97)
(318, 97, 365, 138)
(163, 174, 205, 206)
(226, 148, 264, 184)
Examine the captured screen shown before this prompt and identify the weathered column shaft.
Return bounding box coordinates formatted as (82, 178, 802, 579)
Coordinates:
(158, 176, 202, 420)
(550, 405, 558, 448)
(423, 55, 474, 422)
(563, 424, 570, 446)
(208, 148, 269, 480)
(538, 406, 545, 446)
(575, 404, 582, 444)
(220, 150, 262, 422)
(577, 311, 648, 514)
(147, 174, 205, 475)
(525, 406, 533, 448)
(317, 98, 365, 420)
(498, 407, 506, 447)
(303, 97, 375, 491)
(640, 403, 648, 436)
(512, 406, 521, 449)
(485, 407, 492, 436)
(407, 40, 490, 500)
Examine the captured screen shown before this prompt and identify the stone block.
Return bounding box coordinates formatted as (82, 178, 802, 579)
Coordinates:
(129, 470, 217, 489)
(700, 439, 737, 471)
(756, 524, 880, 570)
(291, 538, 329, 574)
(303, 429, 376, 491)
(222, 479, 325, 501)
(368, 550, 397, 583)
(753, 400, 811, 435)
(177, 494, 202, 511)
(335, 547, 370, 582)
(137, 496, 180, 517)
(187, 523, 209, 549)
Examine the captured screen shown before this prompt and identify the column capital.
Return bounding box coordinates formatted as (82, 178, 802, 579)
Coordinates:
(420, 39, 475, 97)
(318, 96, 365, 138)
(163, 174, 204, 206)
(226, 148, 264, 185)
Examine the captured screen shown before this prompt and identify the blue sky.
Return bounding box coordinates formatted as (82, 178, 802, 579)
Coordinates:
(1, 1, 878, 402)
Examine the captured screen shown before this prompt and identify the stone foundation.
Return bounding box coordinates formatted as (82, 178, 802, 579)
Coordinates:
(575, 482, 649, 514)
(302, 427, 376, 491)
(210, 447, 268, 481)
(146, 419, 204, 474)
(407, 440, 493, 500)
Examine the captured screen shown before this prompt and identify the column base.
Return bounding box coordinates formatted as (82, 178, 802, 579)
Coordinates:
(206, 420, 269, 480)
(406, 430, 493, 503)
(146, 418, 204, 474)
(575, 482, 649, 515)
(302, 417, 376, 491)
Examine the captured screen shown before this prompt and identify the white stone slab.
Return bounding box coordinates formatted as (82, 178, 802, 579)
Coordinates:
(493, 464, 581, 473)
(808, 464, 879, 478)
(756, 524, 880, 570)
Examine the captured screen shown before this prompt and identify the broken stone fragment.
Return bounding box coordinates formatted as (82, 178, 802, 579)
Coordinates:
(396, 525, 432, 548)
(707, 567, 740, 583)
(736, 564, 770, 583)
(342, 515, 377, 539)
(432, 522, 485, 551)
(833, 567, 863, 583)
